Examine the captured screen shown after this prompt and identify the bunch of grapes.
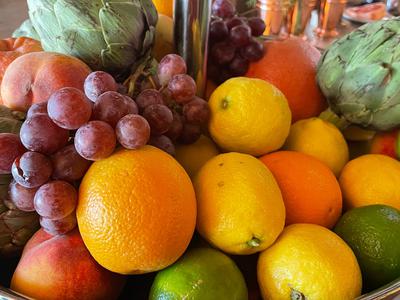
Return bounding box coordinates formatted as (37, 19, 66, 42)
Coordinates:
(0, 53, 209, 236)
(208, 0, 266, 84)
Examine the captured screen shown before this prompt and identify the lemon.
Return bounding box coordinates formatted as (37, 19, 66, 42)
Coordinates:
(194, 152, 285, 255)
(150, 248, 248, 300)
(339, 154, 400, 210)
(257, 224, 362, 300)
(208, 77, 291, 156)
(334, 205, 400, 291)
(175, 135, 219, 178)
(284, 117, 349, 176)
(152, 14, 174, 61)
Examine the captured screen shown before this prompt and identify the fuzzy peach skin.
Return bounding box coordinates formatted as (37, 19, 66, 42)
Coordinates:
(1, 51, 91, 112)
(11, 229, 126, 300)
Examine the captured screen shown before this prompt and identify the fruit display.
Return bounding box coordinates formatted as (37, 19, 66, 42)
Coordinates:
(0, 0, 400, 299)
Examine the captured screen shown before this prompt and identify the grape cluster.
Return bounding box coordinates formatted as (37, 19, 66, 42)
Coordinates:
(0, 54, 209, 236)
(208, 0, 266, 84)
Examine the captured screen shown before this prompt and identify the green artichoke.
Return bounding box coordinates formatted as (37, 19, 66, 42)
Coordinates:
(0, 106, 39, 258)
(317, 17, 400, 131)
(26, 0, 158, 77)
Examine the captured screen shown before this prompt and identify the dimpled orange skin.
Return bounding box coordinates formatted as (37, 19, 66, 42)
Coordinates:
(260, 151, 342, 229)
(77, 146, 197, 275)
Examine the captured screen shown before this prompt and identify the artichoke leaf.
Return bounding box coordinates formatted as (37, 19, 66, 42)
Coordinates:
(99, 2, 145, 49)
(101, 43, 137, 73)
(12, 19, 40, 40)
(27, 0, 62, 52)
(139, 0, 158, 27)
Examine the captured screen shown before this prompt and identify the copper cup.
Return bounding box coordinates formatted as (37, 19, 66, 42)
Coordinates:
(257, 0, 290, 36)
(286, 0, 318, 36)
(315, 0, 347, 38)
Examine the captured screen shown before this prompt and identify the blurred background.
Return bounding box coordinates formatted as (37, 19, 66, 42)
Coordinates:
(0, 0, 28, 38)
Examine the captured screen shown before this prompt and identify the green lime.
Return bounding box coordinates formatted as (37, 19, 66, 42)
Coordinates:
(334, 204, 400, 291)
(149, 247, 248, 300)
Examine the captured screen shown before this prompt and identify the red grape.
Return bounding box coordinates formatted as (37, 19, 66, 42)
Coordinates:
(149, 135, 175, 156)
(84, 71, 118, 102)
(157, 54, 187, 86)
(226, 16, 247, 30)
(8, 180, 38, 212)
(248, 17, 266, 36)
(27, 102, 48, 118)
(11, 151, 52, 188)
(20, 114, 69, 155)
(51, 144, 91, 182)
(74, 121, 116, 161)
(143, 104, 174, 136)
(0, 133, 26, 174)
(212, 0, 236, 19)
(183, 97, 210, 125)
(34, 180, 77, 220)
(165, 111, 183, 141)
(48, 87, 92, 130)
(211, 42, 236, 65)
(136, 89, 164, 112)
(178, 123, 202, 144)
(229, 55, 250, 76)
(93, 91, 138, 128)
(115, 114, 150, 149)
(240, 39, 265, 62)
(168, 74, 197, 104)
(230, 24, 252, 47)
(210, 20, 229, 40)
(40, 213, 77, 236)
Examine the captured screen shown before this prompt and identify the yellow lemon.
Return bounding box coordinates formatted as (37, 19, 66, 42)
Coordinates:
(152, 0, 173, 17)
(208, 77, 291, 156)
(258, 224, 362, 300)
(339, 154, 400, 210)
(284, 117, 349, 176)
(194, 152, 285, 255)
(175, 135, 219, 178)
(152, 14, 174, 61)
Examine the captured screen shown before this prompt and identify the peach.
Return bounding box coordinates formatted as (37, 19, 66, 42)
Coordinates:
(0, 37, 42, 105)
(370, 130, 400, 160)
(1, 52, 91, 112)
(11, 229, 126, 300)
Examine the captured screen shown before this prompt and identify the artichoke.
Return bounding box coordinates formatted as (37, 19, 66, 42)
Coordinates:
(0, 106, 39, 258)
(26, 0, 158, 77)
(317, 17, 400, 131)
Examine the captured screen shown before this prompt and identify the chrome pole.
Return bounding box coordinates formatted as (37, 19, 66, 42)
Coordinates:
(173, 0, 212, 98)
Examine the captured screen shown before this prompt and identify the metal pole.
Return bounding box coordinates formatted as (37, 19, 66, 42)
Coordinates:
(174, 0, 212, 98)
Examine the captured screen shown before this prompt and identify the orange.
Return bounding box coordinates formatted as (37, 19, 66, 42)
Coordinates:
(246, 37, 327, 123)
(260, 151, 342, 228)
(152, 0, 173, 17)
(77, 146, 197, 274)
(339, 154, 400, 210)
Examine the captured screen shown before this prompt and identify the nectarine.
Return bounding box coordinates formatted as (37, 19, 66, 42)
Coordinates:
(11, 229, 125, 300)
(1, 52, 91, 112)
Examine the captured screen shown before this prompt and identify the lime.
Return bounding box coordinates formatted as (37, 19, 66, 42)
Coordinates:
(149, 247, 248, 300)
(334, 204, 400, 291)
